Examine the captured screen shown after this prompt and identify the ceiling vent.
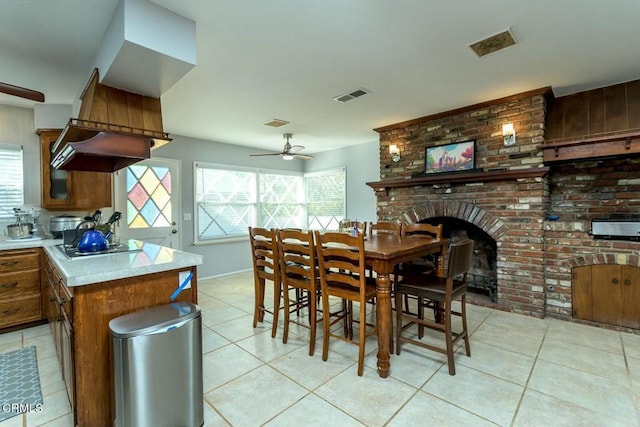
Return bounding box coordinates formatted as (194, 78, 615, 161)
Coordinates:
(264, 118, 290, 127)
(469, 29, 517, 57)
(333, 88, 370, 103)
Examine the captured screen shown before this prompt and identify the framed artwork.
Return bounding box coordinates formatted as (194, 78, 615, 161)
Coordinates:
(425, 140, 476, 174)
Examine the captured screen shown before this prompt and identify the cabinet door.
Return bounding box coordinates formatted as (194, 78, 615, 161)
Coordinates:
(621, 265, 640, 329)
(591, 264, 621, 326)
(61, 310, 74, 411)
(572, 266, 592, 321)
(38, 129, 113, 210)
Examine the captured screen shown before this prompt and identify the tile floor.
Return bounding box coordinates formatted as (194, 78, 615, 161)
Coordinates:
(1, 271, 640, 426)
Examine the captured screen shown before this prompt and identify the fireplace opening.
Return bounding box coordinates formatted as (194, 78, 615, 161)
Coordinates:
(420, 217, 498, 302)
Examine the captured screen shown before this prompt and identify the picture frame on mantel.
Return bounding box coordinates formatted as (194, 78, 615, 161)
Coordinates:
(425, 139, 477, 174)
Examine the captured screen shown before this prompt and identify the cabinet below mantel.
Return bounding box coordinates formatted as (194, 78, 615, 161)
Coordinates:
(366, 167, 549, 191)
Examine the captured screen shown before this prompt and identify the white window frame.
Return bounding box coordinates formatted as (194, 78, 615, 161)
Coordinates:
(0, 143, 24, 221)
(193, 162, 304, 243)
(305, 167, 346, 231)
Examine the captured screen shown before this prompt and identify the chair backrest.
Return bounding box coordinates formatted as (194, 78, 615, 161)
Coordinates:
(248, 227, 279, 281)
(446, 239, 474, 280)
(402, 223, 443, 240)
(277, 229, 316, 286)
(368, 221, 402, 237)
(314, 231, 367, 295)
(338, 219, 367, 236)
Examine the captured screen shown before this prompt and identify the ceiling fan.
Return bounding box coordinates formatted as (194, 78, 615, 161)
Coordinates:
(0, 82, 45, 102)
(250, 133, 313, 160)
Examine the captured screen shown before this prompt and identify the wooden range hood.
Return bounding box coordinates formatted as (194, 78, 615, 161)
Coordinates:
(51, 69, 171, 172)
(543, 80, 640, 164)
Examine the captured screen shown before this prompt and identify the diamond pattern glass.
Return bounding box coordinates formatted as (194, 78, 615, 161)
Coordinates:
(126, 165, 172, 228)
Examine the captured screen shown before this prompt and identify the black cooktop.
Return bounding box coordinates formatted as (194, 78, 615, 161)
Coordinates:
(56, 241, 144, 260)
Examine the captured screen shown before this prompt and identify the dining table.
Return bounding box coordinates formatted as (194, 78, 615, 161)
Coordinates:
(363, 233, 449, 378)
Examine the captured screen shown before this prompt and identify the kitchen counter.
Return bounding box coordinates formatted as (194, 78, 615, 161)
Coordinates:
(0, 237, 203, 286)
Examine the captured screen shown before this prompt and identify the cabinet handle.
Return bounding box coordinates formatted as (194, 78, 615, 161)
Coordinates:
(2, 308, 20, 315)
(0, 282, 18, 289)
(0, 261, 18, 266)
(625, 279, 632, 286)
(612, 278, 619, 285)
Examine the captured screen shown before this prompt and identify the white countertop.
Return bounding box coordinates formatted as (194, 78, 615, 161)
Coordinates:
(0, 237, 203, 287)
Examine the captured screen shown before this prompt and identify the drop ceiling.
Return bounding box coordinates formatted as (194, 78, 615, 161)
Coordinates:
(1, 0, 639, 154)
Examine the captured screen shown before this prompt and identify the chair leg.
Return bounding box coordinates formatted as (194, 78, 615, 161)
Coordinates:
(321, 292, 331, 362)
(253, 277, 265, 327)
(309, 289, 317, 356)
(282, 285, 290, 344)
(271, 279, 280, 339)
(357, 300, 366, 376)
(418, 297, 424, 339)
(444, 301, 455, 375)
(461, 295, 471, 357)
(395, 290, 402, 355)
(347, 300, 354, 340)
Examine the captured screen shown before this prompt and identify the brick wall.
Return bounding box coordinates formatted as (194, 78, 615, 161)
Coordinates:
(374, 90, 549, 317)
(544, 160, 640, 321)
(373, 88, 640, 323)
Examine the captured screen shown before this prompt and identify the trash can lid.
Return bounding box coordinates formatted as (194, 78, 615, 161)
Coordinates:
(109, 302, 201, 338)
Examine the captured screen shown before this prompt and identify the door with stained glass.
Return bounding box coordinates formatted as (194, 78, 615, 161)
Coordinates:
(114, 157, 181, 248)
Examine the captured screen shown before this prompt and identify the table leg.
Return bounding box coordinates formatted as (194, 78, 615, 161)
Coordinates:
(375, 272, 392, 378)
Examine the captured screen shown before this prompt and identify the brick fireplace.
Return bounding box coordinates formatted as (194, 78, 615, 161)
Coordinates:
(369, 84, 640, 329)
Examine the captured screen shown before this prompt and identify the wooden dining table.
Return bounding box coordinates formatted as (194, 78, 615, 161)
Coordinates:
(363, 233, 449, 378)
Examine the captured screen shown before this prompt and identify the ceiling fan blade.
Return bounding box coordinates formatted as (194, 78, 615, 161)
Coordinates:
(292, 153, 314, 160)
(0, 82, 45, 102)
(249, 153, 283, 157)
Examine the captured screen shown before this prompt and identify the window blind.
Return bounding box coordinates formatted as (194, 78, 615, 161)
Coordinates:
(0, 144, 24, 220)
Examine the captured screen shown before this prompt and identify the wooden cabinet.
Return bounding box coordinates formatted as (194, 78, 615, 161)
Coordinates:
(42, 255, 75, 415)
(42, 251, 197, 427)
(38, 129, 113, 210)
(0, 248, 41, 329)
(573, 264, 640, 329)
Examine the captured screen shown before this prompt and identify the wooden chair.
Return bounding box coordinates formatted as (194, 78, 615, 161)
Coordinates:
(314, 231, 377, 376)
(338, 219, 367, 236)
(368, 221, 402, 237)
(277, 229, 322, 356)
(395, 239, 474, 375)
(249, 227, 281, 338)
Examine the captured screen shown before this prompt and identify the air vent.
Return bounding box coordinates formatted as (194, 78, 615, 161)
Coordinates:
(469, 29, 516, 57)
(333, 87, 370, 103)
(264, 118, 289, 127)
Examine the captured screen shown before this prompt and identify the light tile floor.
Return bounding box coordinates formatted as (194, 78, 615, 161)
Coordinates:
(2, 271, 640, 426)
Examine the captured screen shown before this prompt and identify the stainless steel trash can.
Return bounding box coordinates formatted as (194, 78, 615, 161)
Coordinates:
(110, 302, 203, 427)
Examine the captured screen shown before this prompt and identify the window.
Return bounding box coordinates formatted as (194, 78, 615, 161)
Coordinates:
(0, 144, 24, 220)
(194, 163, 345, 242)
(305, 167, 346, 230)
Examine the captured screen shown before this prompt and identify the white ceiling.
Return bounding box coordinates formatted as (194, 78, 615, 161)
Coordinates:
(1, 0, 640, 154)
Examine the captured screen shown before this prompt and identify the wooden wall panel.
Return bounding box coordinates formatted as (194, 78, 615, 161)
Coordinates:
(563, 93, 589, 137)
(627, 79, 640, 129)
(604, 83, 628, 131)
(588, 88, 605, 134)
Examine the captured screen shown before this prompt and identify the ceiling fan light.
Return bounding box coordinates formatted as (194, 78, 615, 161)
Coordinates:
(282, 154, 294, 160)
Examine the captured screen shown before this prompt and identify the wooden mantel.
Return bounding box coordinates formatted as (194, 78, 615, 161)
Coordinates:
(366, 167, 549, 191)
(542, 130, 640, 164)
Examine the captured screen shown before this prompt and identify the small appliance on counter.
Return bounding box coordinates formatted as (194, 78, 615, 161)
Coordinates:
(5, 207, 43, 240)
(50, 214, 83, 239)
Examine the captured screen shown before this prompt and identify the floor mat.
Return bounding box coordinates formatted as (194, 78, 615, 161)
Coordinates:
(0, 346, 43, 422)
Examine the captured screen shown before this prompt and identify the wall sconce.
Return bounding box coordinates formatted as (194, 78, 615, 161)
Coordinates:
(502, 123, 516, 146)
(389, 144, 401, 162)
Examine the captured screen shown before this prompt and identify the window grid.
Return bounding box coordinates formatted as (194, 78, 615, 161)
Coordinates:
(0, 144, 24, 220)
(194, 163, 345, 241)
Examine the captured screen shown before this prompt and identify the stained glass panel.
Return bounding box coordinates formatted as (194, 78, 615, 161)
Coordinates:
(126, 166, 173, 228)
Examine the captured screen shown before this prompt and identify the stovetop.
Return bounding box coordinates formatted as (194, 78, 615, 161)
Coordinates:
(56, 240, 144, 260)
